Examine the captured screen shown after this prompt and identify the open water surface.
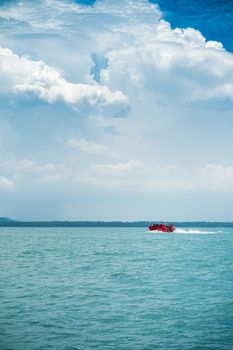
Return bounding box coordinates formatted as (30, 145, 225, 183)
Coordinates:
(0, 227, 233, 350)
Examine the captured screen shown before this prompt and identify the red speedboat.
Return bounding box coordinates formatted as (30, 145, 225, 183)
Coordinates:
(148, 223, 175, 232)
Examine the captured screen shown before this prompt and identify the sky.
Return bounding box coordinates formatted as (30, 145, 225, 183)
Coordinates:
(0, 0, 233, 221)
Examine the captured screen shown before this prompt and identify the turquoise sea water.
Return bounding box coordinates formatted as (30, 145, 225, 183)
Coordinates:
(0, 227, 233, 350)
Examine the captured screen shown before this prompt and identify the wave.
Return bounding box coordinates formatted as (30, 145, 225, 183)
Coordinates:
(174, 228, 220, 235)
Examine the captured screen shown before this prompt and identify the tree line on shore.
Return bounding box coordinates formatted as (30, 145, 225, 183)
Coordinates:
(0, 218, 233, 227)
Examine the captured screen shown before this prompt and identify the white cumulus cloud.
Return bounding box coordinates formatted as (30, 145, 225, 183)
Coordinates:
(0, 45, 128, 116)
(83, 160, 188, 189)
(0, 0, 233, 219)
(0, 176, 14, 189)
(67, 137, 117, 157)
(101, 19, 233, 106)
(200, 164, 233, 189)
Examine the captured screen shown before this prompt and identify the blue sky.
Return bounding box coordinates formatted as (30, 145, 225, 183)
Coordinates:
(0, 0, 233, 221)
(151, 0, 233, 53)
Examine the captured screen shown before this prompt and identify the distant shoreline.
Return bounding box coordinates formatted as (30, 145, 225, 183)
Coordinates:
(0, 221, 233, 228)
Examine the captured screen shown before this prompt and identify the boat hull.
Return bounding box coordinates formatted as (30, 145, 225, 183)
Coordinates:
(148, 223, 175, 232)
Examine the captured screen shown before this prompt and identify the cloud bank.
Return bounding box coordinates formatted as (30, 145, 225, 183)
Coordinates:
(0, 45, 128, 116)
(0, 0, 233, 220)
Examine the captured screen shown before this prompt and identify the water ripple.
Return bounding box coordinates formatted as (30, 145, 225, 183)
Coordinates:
(0, 227, 233, 349)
